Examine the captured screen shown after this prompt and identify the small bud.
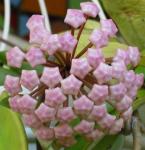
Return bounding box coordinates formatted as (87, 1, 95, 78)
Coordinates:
(64, 9, 86, 28)
(121, 107, 132, 121)
(61, 74, 82, 95)
(9, 95, 21, 112)
(40, 67, 62, 88)
(35, 103, 56, 123)
(70, 58, 92, 79)
(135, 73, 144, 89)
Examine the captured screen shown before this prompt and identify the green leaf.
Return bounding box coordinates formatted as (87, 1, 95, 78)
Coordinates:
(110, 134, 124, 150)
(0, 91, 9, 107)
(100, 0, 145, 50)
(0, 67, 19, 85)
(0, 105, 28, 150)
(91, 134, 121, 150)
(0, 51, 7, 64)
(135, 65, 145, 76)
(133, 89, 145, 110)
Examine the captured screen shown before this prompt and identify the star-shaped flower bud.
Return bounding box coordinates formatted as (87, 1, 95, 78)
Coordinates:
(26, 15, 45, 30)
(110, 83, 127, 102)
(35, 127, 54, 141)
(70, 58, 92, 79)
(29, 26, 50, 45)
(74, 120, 95, 134)
(135, 73, 144, 89)
(25, 47, 46, 67)
(89, 29, 108, 48)
(41, 34, 61, 55)
(59, 32, 77, 54)
(22, 113, 42, 129)
(45, 87, 67, 108)
(113, 49, 130, 65)
(6, 47, 25, 68)
(18, 95, 37, 114)
(54, 124, 73, 139)
(100, 19, 118, 37)
(4, 75, 21, 96)
(40, 67, 62, 88)
(80, 2, 99, 18)
(121, 107, 132, 121)
(57, 107, 76, 122)
(88, 104, 107, 121)
(93, 63, 112, 84)
(88, 84, 108, 105)
(85, 129, 104, 141)
(109, 118, 124, 135)
(116, 95, 133, 112)
(64, 9, 86, 28)
(128, 46, 140, 67)
(112, 61, 127, 80)
(9, 96, 21, 112)
(73, 95, 94, 116)
(87, 48, 104, 69)
(98, 114, 116, 129)
(61, 74, 82, 95)
(20, 70, 40, 90)
(123, 70, 136, 89)
(35, 103, 56, 123)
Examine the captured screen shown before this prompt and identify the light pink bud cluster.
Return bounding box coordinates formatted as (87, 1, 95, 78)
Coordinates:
(4, 1, 144, 148)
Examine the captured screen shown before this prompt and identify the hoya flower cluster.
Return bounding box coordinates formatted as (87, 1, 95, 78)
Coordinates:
(4, 2, 144, 147)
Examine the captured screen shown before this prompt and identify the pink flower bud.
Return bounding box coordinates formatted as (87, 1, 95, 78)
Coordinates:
(112, 61, 127, 80)
(61, 74, 82, 95)
(135, 73, 144, 88)
(73, 95, 94, 116)
(128, 46, 140, 67)
(19, 95, 37, 114)
(80, 2, 99, 18)
(113, 49, 130, 65)
(20, 70, 40, 90)
(98, 114, 116, 129)
(127, 86, 138, 99)
(116, 95, 133, 112)
(41, 34, 61, 55)
(88, 84, 108, 104)
(87, 48, 105, 69)
(35, 103, 56, 123)
(121, 107, 132, 121)
(40, 67, 62, 88)
(110, 83, 127, 102)
(4, 75, 21, 96)
(64, 9, 86, 28)
(93, 63, 112, 84)
(29, 26, 50, 45)
(123, 70, 136, 89)
(100, 19, 118, 37)
(70, 58, 92, 79)
(35, 126, 54, 141)
(25, 47, 46, 67)
(59, 32, 77, 54)
(9, 95, 21, 112)
(26, 15, 45, 30)
(85, 129, 104, 141)
(22, 113, 42, 129)
(45, 87, 66, 108)
(54, 124, 73, 139)
(6, 46, 25, 68)
(109, 119, 124, 134)
(57, 107, 76, 122)
(89, 104, 107, 121)
(74, 120, 95, 134)
(89, 29, 108, 48)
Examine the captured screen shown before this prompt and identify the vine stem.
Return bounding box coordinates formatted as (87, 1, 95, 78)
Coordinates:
(132, 116, 142, 150)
